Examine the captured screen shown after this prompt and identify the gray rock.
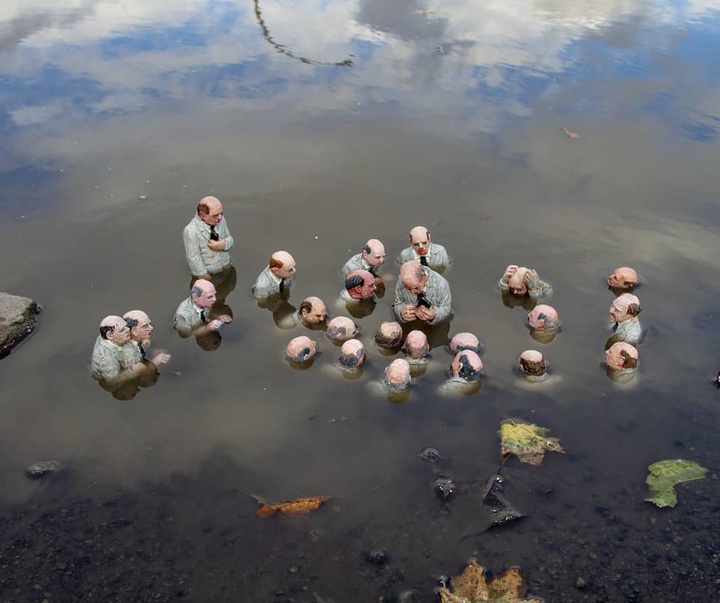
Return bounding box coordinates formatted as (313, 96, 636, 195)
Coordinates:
(25, 460, 64, 479)
(0, 292, 40, 357)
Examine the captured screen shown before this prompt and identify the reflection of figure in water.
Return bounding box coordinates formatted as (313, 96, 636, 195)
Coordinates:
(286, 336, 318, 367)
(374, 321, 404, 353)
(183, 196, 233, 279)
(121, 310, 171, 370)
(439, 350, 483, 396)
(449, 332, 482, 355)
(338, 339, 365, 374)
(393, 260, 453, 325)
(498, 265, 551, 297)
(252, 251, 296, 299)
(91, 315, 145, 388)
(604, 341, 639, 383)
(526, 304, 560, 343)
(609, 293, 643, 344)
(607, 266, 640, 292)
(174, 280, 231, 344)
(298, 297, 328, 329)
(326, 316, 358, 343)
(397, 226, 449, 272)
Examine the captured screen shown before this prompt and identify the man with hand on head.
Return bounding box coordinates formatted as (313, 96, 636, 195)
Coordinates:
(183, 196, 233, 280)
(393, 260, 452, 325)
(252, 251, 296, 299)
(397, 226, 449, 271)
(174, 280, 231, 339)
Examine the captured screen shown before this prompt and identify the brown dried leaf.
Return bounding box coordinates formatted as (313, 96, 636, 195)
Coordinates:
(255, 495, 335, 518)
(438, 562, 543, 602)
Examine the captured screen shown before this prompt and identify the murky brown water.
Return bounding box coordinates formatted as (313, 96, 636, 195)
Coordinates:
(2, 1, 720, 600)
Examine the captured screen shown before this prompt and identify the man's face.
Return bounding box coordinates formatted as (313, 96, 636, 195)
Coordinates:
(608, 268, 637, 288)
(610, 299, 630, 322)
(302, 300, 327, 325)
(404, 272, 427, 295)
(130, 315, 153, 341)
(275, 260, 296, 279)
(358, 275, 377, 298)
(108, 320, 131, 346)
(363, 244, 386, 268)
(508, 269, 529, 295)
(410, 231, 430, 256)
(200, 201, 224, 226)
(194, 287, 217, 308)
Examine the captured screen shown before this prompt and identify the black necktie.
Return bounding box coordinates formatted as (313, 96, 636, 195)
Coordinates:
(210, 225, 219, 241)
(200, 309, 208, 323)
(419, 255, 428, 266)
(138, 341, 146, 360)
(279, 278, 286, 293)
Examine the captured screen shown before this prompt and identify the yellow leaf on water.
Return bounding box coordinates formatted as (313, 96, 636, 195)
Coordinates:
(437, 561, 543, 602)
(500, 420, 564, 466)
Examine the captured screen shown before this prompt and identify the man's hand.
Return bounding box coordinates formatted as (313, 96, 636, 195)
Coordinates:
(130, 362, 145, 373)
(150, 352, 171, 366)
(400, 304, 418, 322)
(207, 239, 226, 251)
(416, 305, 436, 322)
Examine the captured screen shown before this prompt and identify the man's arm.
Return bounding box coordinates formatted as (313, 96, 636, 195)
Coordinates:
(435, 244, 450, 268)
(219, 217, 233, 250)
(183, 223, 209, 277)
(429, 279, 452, 324)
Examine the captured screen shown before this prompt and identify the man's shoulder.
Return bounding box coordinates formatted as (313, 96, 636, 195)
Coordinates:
(175, 297, 193, 315)
(431, 242, 448, 254)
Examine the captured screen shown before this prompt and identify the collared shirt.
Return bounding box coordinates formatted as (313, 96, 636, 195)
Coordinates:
(183, 214, 234, 277)
(119, 340, 144, 369)
(392, 267, 452, 325)
(252, 266, 292, 299)
(341, 253, 376, 276)
(91, 336, 126, 381)
(613, 319, 643, 345)
(173, 297, 205, 338)
(397, 243, 449, 271)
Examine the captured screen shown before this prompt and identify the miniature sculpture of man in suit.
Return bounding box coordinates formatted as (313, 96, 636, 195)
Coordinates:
(91, 315, 144, 386)
(393, 260, 452, 325)
(121, 310, 171, 370)
(183, 196, 233, 279)
(609, 293, 643, 344)
(174, 280, 231, 339)
(252, 251, 297, 299)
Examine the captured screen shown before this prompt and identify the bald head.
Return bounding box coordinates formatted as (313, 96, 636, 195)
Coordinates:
(451, 351, 483, 382)
(326, 316, 358, 342)
(197, 196, 223, 226)
(384, 359, 411, 392)
(191, 279, 217, 309)
(362, 239, 386, 268)
(409, 226, 431, 256)
(345, 269, 376, 300)
(450, 332, 481, 354)
(339, 339, 365, 369)
(400, 260, 427, 294)
(527, 305, 559, 332)
(404, 330, 429, 360)
(286, 336, 318, 363)
(518, 349, 547, 376)
(374, 321, 403, 348)
(605, 342, 639, 370)
(100, 315, 131, 346)
(299, 296, 327, 326)
(269, 251, 296, 279)
(608, 266, 639, 289)
(610, 293, 642, 322)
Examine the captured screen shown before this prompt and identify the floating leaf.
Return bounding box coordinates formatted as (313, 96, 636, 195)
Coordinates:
(254, 495, 338, 517)
(645, 459, 708, 508)
(500, 420, 564, 466)
(438, 561, 543, 602)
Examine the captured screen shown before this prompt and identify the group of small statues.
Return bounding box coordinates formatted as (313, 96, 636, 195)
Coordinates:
(90, 195, 646, 399)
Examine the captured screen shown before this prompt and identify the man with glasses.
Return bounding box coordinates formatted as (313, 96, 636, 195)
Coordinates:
(121, 310, 171, 369)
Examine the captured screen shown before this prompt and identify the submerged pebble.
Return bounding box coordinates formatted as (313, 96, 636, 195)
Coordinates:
(419, 447, 441, 463)
(25, 460, 64, 479)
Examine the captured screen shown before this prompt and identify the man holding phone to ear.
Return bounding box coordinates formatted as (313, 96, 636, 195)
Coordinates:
(393, 260, 453, 325)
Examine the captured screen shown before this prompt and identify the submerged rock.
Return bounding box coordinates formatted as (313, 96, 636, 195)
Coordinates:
(25, 460, 64, 479)
(0, 292, 40, 358)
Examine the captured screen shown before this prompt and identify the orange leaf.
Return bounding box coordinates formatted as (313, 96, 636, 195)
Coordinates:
(255, 495, 337, 518)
